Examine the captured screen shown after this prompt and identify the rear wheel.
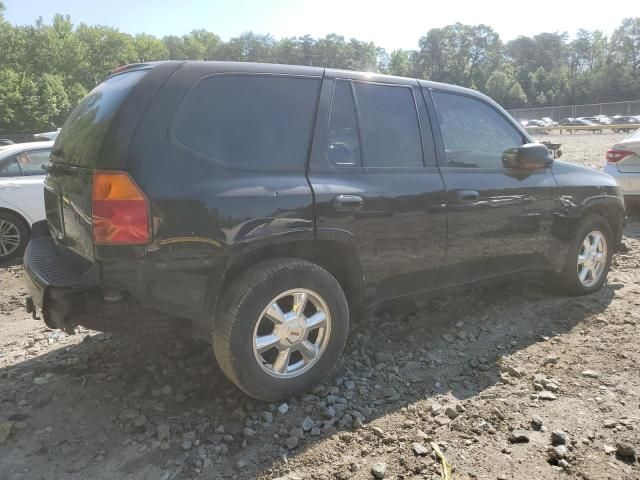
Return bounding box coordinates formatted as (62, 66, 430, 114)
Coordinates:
(213, 258, 349, 401)
(0, 211, 28, 261)
(557, 215, 612, 295)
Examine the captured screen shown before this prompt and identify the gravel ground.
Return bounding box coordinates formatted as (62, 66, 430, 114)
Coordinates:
(1, 132, 639, 480)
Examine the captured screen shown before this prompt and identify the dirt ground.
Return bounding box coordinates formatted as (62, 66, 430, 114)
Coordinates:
(1, 132, 639, 480)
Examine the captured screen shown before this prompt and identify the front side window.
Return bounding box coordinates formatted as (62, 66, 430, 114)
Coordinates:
(17, 149, 50, 175)
(173, 75, 321, 169)
(431, 91, 523, 168)
(354, 83, 423, 168)
(0, 159, 21, 177)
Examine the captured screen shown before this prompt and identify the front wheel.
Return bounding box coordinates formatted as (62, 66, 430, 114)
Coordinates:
(212, 258, 349, 401)
(557, 215, 613, 295)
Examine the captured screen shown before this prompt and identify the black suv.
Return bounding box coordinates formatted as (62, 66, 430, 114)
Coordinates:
(24, 61, 624, 400)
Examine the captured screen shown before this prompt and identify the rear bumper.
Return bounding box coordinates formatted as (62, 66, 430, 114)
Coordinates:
(23, 221, 100, 329)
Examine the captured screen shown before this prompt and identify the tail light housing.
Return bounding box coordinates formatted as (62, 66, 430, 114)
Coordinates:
(92, 172, 150, 245)
(606, 149, 635, 163)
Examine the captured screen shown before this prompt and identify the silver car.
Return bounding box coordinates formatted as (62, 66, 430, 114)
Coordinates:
(604, 128, 640, 204)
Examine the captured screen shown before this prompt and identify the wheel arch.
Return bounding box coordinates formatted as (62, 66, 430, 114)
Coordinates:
(215, 239, 364, 323)
(579, 196, 624, 251)
(0, 207, 31, 232)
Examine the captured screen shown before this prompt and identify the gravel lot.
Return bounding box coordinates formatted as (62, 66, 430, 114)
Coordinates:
(1, 132, 639, 480)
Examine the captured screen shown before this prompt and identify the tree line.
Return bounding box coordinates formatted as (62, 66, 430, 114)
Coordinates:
(1, 2, 639, 132)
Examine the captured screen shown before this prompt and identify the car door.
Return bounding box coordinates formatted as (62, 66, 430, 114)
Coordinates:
(0, 148, 49, 223)
(308, 73, 447, 305)
(425, 88, 557, 285)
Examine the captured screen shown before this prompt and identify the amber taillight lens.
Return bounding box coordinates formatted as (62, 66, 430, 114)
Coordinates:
(92, 172, 150, 245)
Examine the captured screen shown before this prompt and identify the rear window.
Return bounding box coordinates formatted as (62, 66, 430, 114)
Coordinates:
(172, 75, 321, 169)
(53, 70, 148, 166)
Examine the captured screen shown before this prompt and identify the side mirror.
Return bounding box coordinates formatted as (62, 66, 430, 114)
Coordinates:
(503, 143, 554, 169)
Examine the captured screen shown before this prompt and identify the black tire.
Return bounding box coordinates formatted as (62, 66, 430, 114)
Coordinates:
(212, 257, 349, 401)
(557, 214, 613, 295)
(0, 211, 29, 261)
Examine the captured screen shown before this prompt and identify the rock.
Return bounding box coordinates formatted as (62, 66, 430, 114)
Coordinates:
(285, 436, 299, 450)
(382, 387, 398, 399)
(236, 459, 249, 470)
(538, 391, 556, 401)
(531, 415, 543, 430)
(558, 459, 569, 469)
(551, 430, 568, 446)
(442, 334, 455, 343)
(157, 424, 171, 441)
(434, 416, 450, 426)
(263, 411, 274, 423)
(375, 352, 394, 363)
(547, 445, 568, 460)
(581, 370, 599, 379)
(181, 439, 192, 450)
(133, 414, 147, 428)
(505, 365, 524, 378)
(301, 416, 315, 432)
(344, 380, 356, 390)
(412, 442, 429, 456)
(508, 431, 530, 443)
(161, 384, 172, 395)
(603, 419, 617, 428)
(492, 407, 505, 421)
(243, 427, 256, 438)
(371, 462, 387, 479)
(616, 442, 636, 460)
(603, 444, 617, 455)
(372, 426, 385, 438)
(544, 382, 560, 393)
(543, 355, 559, 365)
(445, 406, 460, 419)
(278, 403, 290, 415)
(0, 422, 14, 444)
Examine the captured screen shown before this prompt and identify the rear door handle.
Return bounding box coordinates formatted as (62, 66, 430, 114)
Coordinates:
(456, 190, 479, 204)
(333, 194, 364, 211)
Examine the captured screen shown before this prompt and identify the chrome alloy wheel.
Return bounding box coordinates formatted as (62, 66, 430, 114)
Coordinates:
(0, 219, 20, 257)
(252, 289, 331, 378)
(577, 230, 607, 288)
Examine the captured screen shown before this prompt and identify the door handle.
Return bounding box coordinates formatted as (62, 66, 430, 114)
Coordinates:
(333, 194, 364, 211)
(456, 190, 479, 203)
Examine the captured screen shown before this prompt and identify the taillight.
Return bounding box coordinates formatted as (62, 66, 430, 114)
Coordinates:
(92, 172, 150, 245)
(606, 149, 635, 162)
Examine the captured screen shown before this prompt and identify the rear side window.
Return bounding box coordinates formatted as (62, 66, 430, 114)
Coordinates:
(431, 91, 523, 168)
(17, 149, 50, 175)
(326, 81, 361, 166)
(354, 83, 423, 168)
(173, 75, 321, 169)
(0, 159, 21, 177)
(54, 70, 148, 167)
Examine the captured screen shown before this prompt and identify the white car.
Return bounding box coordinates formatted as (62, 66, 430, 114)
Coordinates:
(0, 141, 53, 260)
(604, 128, 640, 205)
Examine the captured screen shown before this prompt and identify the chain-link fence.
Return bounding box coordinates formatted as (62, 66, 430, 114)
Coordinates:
(508, 100, 640, 121)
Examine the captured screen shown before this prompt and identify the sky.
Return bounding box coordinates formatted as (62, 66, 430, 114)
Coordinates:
(4, 0, 640, 51)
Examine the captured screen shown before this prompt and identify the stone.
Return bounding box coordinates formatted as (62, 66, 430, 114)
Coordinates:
(538, 391, 556, 401)
(344, 380, 356, 390)
(285, 436, 299, 450)
(543, 355, 559, 365)
(616, 442, 636, 460)
(531, 415, 543, 430)
(371, 462, 387, 479)
(157, 424, 170, 441)
(375, 352, 394, 363)
(243, 427, 256, 438)
(442, 334, 455, 343)
(133, 415, 147, 428)
(278, 403, 290, 415)
(551, 430, 568, 446)
(445, 406, 460, 419)
(372, 426, 385, 438)
(547, 445, 568, 460)
(0, 422, 14, 444)
(558, 459, 569, 469)
(508, 431, 530, 443)
(603, 419, 617, 428)
(301, 416, 315, 432)
(412, 442, 429, 456)
(492, 407, 505, 421)
(604, 445, 617, 455)
(505, 365, 524, 378)
(263, 411, 274, 423)
(181, 439, 192, 450)
(581, 370, 599, 379)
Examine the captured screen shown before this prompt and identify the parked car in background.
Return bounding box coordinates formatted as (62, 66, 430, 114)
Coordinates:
(524, 119, 546, 127)
(580, 116, 612, 125)
(33, 129, 60, 141)
(23, 62, 624, 400)
(0, 141, 52, 259)
(540, 117, 558, 126)
(559, 118, 596, 126)
(611, 116, 640, 133)
(604, 128, 640, 204)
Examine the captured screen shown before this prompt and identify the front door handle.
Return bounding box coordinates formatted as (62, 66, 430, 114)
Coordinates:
(456, 190, 479, 204)
(333, 194, 364, 211)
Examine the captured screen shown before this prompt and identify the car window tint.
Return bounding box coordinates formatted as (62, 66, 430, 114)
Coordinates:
(174, 75, 321, 169)
(326, 81, 360, 166)
(353, 83, 423, 168)
(17, 149, 50, 175)
(0, 158, 21, 177)
(431, 91, 523, 168)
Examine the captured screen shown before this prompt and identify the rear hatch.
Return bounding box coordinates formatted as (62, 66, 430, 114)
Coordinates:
(612, 129, 640, 173)
(45, 63, 178, 261)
